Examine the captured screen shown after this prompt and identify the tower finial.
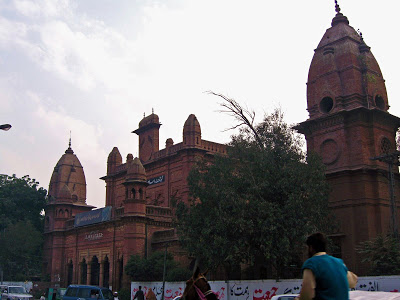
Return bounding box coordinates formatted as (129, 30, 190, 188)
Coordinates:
(143, 112, 145, 118)
(331, 0, 349, 26)
(152, 108, 154, 114)
(335, 0, 341, 14)
(65, 130, 74, 154)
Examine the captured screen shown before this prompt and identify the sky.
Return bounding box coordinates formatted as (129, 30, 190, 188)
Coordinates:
(1, 0, 399, 209)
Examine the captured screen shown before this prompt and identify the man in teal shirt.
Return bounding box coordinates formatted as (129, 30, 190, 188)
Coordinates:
(297, 233, 358, 300)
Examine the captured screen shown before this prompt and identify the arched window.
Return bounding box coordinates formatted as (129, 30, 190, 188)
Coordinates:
(139, 188, 143, 200)
(320, 97, 334, 113)
(103, 256, 110, 288)
(67, 260, 73, 286)
(375, 95, 385, 110)
(81, 259, 87, 284)
(131, 188, 136, 199)
(90, 256, 100, 286)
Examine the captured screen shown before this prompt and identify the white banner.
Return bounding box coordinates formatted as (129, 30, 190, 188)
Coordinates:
(131, 276, 400, 300)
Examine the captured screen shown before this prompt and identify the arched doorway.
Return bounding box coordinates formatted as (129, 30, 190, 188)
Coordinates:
(103, 256, 110, 288)
(90, 256, 100, 286)
(67, 260, 73, 286)
(117, 257, 123, 291)
(80, 259, 87, 284)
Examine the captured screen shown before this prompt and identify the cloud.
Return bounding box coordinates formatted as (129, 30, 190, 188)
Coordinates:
(13, 0, 71, 18)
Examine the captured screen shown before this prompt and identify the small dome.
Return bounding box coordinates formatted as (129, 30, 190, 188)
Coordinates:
(306, 5, 388, 119)
(166, 138, 174, 147)
(183, 114, 201, 135)
(107, 147, 122, 164)
(183, 114, 201, 146)
(138, 113, 160, 128)
(48, 144, 86, 204)
(126, 157, 147, 182)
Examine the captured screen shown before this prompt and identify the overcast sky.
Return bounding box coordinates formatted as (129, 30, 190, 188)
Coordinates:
(1, 0, 399, 208)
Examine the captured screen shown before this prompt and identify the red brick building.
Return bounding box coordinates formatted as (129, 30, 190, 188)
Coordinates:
(43, 3, 400, 287)
(296, 3, 400, 274)
(43, 114, 226, 289)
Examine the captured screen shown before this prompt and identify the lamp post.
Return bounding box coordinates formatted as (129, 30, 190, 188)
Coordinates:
(161, 243, 169, 300)
(371, 150, 400, 240)
(0, 124, 12, 131)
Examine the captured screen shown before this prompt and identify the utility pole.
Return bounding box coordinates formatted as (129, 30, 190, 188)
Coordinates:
(371, 150, 400, 240)
(161, 243, 169, 300)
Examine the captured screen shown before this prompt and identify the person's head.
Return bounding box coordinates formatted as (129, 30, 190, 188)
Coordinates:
(138, 286, 142, 291)
(306, 232, 327, 257)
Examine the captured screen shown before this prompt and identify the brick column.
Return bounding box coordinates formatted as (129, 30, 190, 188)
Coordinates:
(79, 263, 83, 284)
(87, 262, 92, 285)
(99, 260, 104, 287)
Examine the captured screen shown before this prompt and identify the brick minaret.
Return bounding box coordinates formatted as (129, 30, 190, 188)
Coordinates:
(132, 113, 161, 162)
(296, 2, 400, 274)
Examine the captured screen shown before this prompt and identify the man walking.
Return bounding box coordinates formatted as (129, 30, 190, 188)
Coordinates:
(134, 286, 145, 300)
(297, 232, 358, 300)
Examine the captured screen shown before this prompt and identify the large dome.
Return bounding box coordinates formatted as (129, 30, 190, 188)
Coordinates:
(306, 3, 388, 120)
(48, 143, 86, 204)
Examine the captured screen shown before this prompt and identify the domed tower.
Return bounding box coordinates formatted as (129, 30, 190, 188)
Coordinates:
(122, 155, 148, 260)
(45, 139, 93, 231)
(132, 112, 161, 162)
(183, 114, 202, 147)
(43, 140, 94, 285)
(107, 147, 122, 174)
(123, 155, 147, 215)
(296, 2, 400, 274)
(48, 140, 86, 204)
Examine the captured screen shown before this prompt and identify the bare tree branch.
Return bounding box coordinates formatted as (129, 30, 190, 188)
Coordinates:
(207, 91, 264, 149)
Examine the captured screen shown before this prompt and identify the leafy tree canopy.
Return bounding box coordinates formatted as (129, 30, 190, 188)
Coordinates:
(0, 174, 47, 280)
(0, 220, 43, 280)
(0, 174, 47, 232)
(358, 234, 400, 275)
(176, 95, 334, 279)
(125, 251, 191, 282)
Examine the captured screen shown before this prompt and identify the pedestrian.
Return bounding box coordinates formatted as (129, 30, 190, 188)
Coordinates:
(296, 232, 358, 300)
(133, 286, 145, 300)
(146, 288, 156, 300)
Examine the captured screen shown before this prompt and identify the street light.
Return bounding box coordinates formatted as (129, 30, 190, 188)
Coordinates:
(371, 150, 400, 240)
(0, 124, 12, 131)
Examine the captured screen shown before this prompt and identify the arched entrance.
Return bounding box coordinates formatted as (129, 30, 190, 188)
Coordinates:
(117, 257, 123, 291)
(67, 260, 73, 286)
(80, 259, 87, 284)
(103, 256, 110, 288)
(90, 256, 100, 286)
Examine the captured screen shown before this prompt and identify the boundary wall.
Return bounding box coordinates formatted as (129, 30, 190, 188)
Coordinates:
(131, 276, 400, 300)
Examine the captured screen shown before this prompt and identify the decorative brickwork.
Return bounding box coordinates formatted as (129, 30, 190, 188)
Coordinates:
(296, 4, 400, 275)
(43, 114, 226, 289)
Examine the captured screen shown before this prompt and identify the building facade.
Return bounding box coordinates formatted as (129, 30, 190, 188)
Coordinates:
(43, 114, 226, 289)
(43, 3, 400, 286)
(296, 3, 400, 274)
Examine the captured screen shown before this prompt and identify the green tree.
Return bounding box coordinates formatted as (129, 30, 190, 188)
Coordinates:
(176, 95, 334, 279)
(0, 174, 47, 280)
(358, 234, 400, 275)
(0, 220, 43, 280)
(125, 251, 191, 281)
(0, 174, 47, 232)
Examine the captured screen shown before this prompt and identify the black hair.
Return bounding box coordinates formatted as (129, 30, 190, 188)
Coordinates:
(306, 232, 327, 252)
